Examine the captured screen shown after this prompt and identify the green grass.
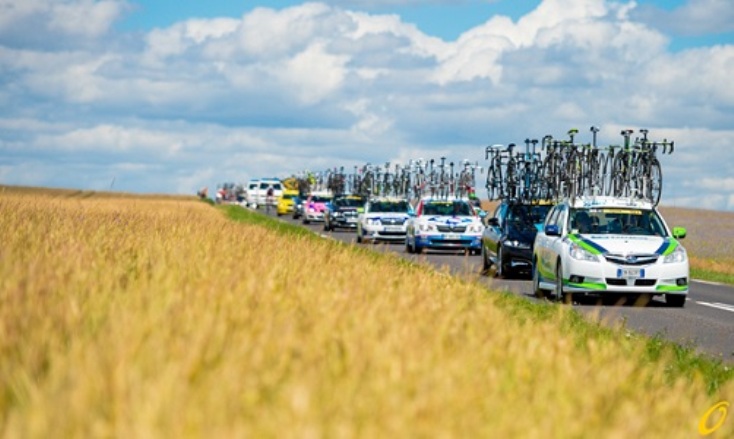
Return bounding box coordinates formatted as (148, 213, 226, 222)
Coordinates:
(691, 267, 734, 286)
(492, 291, 734, 394)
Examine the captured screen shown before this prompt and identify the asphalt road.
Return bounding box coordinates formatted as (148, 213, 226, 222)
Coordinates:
(269, 209, 734, 363)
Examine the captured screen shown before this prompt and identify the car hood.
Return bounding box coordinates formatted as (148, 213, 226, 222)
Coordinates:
(336, 207, 363, 213)
(506, 227, 538, 243)
(365, 213, 409, 219)
(423, 216, 478, 225)
(570, 234, 679, 256)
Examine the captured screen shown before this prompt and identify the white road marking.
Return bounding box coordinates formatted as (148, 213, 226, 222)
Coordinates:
(696, 301, 734, 313)
(692, 279, 726, 286)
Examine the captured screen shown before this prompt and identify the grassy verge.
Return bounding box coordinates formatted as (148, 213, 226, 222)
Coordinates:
(691, 268, 734, 285)
(689, 257, 734, 286)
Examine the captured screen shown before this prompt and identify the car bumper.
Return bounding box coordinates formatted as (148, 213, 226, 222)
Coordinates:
(330, 217, 359, 229)
(305, 212, 325, 221)
(415, 234, 482, 250)
(362, 225, 407, 241)
(501, 245, 533, 271)
(560, 259, 689, 294)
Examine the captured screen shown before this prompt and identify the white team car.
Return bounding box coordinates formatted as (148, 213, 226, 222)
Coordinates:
(405, 197, 484, 254)
(356, 197, 413, 243)
(532, 196, 689, 307)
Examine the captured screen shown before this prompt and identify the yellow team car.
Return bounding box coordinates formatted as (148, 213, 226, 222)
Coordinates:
(277, 189, 299, 216)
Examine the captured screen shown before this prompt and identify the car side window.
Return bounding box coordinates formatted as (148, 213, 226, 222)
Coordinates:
(556, 206, 568, 232)
(494, 204, 507, 227)
(546, 206, 560, 227)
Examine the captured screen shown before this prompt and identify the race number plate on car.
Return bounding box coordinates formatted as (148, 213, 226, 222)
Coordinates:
(384, 226, 403, 232)
(443, 233, 460, 240)
(617, 268, 644, 279)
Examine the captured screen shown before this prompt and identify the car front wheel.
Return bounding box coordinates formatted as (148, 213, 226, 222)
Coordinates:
(665, 294, 686, 308)
(556, 261, 572, 304)
(481, 245, 491, 275)
(532, 260, 547, 299)
(495, 245, 507, 278)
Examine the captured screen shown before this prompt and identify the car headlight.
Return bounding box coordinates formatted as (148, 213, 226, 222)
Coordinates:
(367, 218, 381, 226)
(419, 223, 436, 232)
(332, 211, 341, 217)
(505, 240, 531, 249)
(663, 245, 687, 264)
(569, 243, 598, 262)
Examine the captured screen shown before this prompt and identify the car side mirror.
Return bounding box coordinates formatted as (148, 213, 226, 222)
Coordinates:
(672, 226, 687, 239)
(487, 217, 500, 227)
(545, 224, 561, 236)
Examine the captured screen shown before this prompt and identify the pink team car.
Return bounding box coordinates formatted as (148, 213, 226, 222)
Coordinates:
(302, 193, 333, 224)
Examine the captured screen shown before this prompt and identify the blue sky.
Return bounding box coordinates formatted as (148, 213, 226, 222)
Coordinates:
(2, 0, 734, 211)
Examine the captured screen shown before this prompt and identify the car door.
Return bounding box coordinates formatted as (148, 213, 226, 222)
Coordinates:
(547, 205, 569, 280)
(482, 203, 506, 261)
(406, 200, 422, 241)
(536, 205, 563, 281)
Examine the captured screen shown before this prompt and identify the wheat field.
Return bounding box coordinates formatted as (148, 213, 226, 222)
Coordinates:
(0, 188, 731, 438)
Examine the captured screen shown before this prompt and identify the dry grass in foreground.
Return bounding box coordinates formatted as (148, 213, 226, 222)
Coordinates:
(0, 189, 731, 438)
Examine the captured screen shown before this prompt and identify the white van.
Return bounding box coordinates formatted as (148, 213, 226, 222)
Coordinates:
(255, 178, 283, 208)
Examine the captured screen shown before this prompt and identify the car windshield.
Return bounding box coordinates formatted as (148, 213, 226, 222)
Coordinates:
(423, 201, 473, 216)
(507, 204, 551, 231)
(335, 197, 364, 207)
(311, 196, 331, 203)
(371, 201, 410, 213)
(569, 207, 667, 236)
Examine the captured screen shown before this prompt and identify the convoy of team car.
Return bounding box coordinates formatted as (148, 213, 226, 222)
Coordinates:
(234, 127, 689, 307)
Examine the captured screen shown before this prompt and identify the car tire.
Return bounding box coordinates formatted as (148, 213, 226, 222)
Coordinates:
(665, 294, 686, 308)
(556, 261, 572, 304)
(481, 245, 491, 275)
(495, 245, 507, 278)
(532, 260, 547, 299)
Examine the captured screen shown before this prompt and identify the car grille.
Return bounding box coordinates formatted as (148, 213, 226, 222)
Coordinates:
(606, 278, 657, 287)
(604, 253, 659, 266)
(381, 218, 406, 226)
(436, 225, 467, 233)
(342, 210, 358, 218)
(380, 231, 406, 236)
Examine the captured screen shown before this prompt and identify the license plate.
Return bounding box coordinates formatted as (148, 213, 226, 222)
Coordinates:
(443, 233, 460, 240)
(346, 218, 357, 223)
(384, 226, 403, 232)
(617, 268, 644, 279)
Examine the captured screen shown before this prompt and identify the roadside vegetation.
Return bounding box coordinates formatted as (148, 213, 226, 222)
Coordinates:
(660, 206, 734, 286)
(0, 187, 731, 437)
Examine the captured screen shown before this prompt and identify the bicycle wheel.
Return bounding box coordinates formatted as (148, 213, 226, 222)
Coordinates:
(598, 152, 610, 196)
(505, 159, 517, 200)
(648, 159, 662, 206)
(611, 154, 630, 197)
(486, 165, 501, 200)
